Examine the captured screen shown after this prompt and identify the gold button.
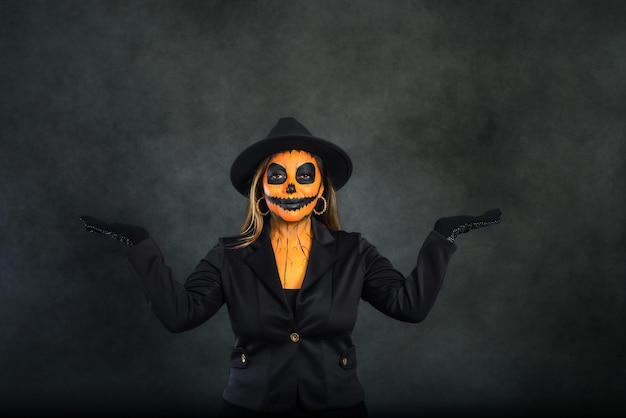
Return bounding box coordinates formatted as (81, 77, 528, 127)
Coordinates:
(341, 357, 348, 366)
(240, 354, 246, 363)
(289, 332, 300, 343)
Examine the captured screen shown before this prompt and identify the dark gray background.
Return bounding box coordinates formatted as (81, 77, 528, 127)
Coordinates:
(1, 1, 624, 417)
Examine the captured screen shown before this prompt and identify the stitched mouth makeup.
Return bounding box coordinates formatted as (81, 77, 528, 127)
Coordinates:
(267, 196, 316, 211)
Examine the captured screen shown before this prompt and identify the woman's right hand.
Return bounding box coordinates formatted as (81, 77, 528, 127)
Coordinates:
(80, 216, 149, 247)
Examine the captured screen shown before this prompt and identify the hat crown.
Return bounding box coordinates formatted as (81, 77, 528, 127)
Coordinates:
(267, 117, 313, 138)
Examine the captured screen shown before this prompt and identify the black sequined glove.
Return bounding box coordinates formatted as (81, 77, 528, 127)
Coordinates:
(434, 208, 502, 243)
(80, 216, 149, 247)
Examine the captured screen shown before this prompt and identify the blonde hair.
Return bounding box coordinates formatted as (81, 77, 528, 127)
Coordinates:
(233, 155, 342, 248)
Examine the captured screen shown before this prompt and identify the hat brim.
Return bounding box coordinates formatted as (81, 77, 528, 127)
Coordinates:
(230, 134, 352, 196)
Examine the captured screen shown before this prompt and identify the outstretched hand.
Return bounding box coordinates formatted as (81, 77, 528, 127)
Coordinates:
(434, 208, 501, 243)
(80, 216, 149, 247)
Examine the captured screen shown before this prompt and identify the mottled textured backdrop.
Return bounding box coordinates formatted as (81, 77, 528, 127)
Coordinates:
(1, 1, 624, 417)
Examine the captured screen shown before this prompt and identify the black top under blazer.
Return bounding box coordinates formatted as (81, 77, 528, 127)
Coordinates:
(125, 217, 457, 413)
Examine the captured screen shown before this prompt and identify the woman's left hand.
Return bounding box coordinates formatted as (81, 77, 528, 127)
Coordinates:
(434, 208, 502, 243)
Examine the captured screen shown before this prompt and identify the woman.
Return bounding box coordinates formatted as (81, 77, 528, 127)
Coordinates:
(80, 117, 501, 417)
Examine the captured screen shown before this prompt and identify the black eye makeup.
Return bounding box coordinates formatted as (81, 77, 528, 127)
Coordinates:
(266, 163, 287, 184)
(296, 162, 316, 184)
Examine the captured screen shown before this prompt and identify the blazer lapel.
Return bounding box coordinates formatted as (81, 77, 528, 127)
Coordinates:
(244, 229, 286, 305)
(301, 218, 337, 291)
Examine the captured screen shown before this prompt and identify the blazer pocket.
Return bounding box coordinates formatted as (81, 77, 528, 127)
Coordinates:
(338, 346, 357, 370)
(230, 347, 249, 369)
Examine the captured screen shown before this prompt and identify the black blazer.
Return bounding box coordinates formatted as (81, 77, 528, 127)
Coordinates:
(126, 218, 456, 413)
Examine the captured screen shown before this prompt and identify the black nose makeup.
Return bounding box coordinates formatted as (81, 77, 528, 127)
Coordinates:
(286, 183, 296, 194)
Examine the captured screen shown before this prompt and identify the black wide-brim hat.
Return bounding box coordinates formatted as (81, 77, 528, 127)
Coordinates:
(230, 117, 353, 196)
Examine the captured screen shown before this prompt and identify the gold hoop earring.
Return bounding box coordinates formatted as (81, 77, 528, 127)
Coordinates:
(313, 196, 327, 215)
(256, 197, 270, 216)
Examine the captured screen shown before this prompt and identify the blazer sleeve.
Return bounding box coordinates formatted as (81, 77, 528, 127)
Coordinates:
(360, 230, 457, 323)
(125, 238, 225, 333)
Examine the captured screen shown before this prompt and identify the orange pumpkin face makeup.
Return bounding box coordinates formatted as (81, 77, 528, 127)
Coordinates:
(263, 150, 324, 222)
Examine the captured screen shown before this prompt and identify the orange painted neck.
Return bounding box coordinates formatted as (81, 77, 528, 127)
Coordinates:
(269, 215, 313, 289)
